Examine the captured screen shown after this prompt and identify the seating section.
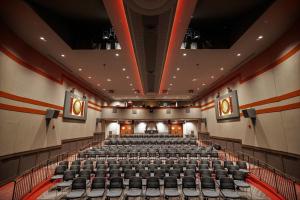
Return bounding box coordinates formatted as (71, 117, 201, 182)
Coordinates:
(48, 135, 251, 199)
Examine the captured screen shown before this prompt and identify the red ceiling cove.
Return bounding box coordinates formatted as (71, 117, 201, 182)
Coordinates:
(103, 0, 144, 95)
(159, 0, 197, 94)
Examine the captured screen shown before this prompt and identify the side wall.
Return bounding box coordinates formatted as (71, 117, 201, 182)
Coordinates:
(0, 26, 105, 185)
(197, 22, 300, 180)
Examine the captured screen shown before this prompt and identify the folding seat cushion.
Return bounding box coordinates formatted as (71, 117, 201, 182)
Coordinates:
(51, 165, 67, 180)
(123, 169, 136, 186)
(126, 177, 142, 197)
(201, 177, 219, 198)
(145, 177, 161, 198)
(87, 177, 106, 198)
(233, 170, 250, 188)
(57, 170, 75, 188)
(182, 176, 200, 197)
(164, 176, 180, 197)
(107, 177, 124, 198)
(220, 177, 240, 199)
(65, 177, 86, 199)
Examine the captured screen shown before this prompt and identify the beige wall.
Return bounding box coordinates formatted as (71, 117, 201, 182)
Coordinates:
(198, 26, 300, 155)
(0, 50, 103, 156)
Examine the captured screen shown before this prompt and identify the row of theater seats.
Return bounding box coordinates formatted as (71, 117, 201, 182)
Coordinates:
(120, 134, 183, 138)
(78, 145, 218, 159)
(104, 137, 197, 145)
(51, 158, 250, 199)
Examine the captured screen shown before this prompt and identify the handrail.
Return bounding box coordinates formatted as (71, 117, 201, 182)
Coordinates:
(221, 150, 298, 200)
(12, 141, 95, 200)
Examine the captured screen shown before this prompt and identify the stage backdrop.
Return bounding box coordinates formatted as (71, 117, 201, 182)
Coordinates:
(214, 90, 240, 122)
(63, 91, 88, 121)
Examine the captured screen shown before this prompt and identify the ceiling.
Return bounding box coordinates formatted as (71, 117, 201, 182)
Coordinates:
(1, 0, 300, 101)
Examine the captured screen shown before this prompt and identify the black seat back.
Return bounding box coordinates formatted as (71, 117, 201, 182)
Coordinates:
(164, 176, 177, 188)
(220, 177, 235, 190)
(63, 170, 75, 181)
(129, 177, 142, 189)
(72, 177, 86, 190)
(201, 177, 215, 189)
(92, 177, 106, 189)
(109, 177, 123, 189)
(182, 176, 196, 188)
(147, 177, 160, 188)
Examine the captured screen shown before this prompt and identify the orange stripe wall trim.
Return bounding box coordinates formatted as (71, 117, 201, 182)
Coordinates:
(0, 90, 101, 112)
(0, 91, 64, 110)
(239, 43, 300, 84)
(0, 103, 47, 115)
(240, 89, 300, 109)
(201, 88, 300, 111)
(0, 45, 63, 84)
(195, 42, 300, 102)
(0, 45, 108, 102)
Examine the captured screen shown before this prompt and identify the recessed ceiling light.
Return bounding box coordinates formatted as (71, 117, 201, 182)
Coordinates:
(39, 36, 46, 41)
(169, 83, 173, 86)
(183, 53, 187, 56)
(237, 53, 241, 57)
(103, 88, 106, 91)
(211, 75, 214, 79)
(173, 75, 176, 79)
(197, 88, 200, 90)
(97, 83, 100, 86)
(115, 53, 119, 57)
(177, 67, 180, 71)
(129, 83, 133, 86)
(132, 88, 135, 91)
(88, 76, 92, 79)
(257, 35, 263, 40)
(202, 83, 206, 86)
(107, 78, 111, 82)
(192, 78, 197, 82)
(78, 68, 82, 71)
(126, 76, 130, 79)
(122, 68, 126, 71)
(220, 67, 224, 71)
(61, 54, 65, 57)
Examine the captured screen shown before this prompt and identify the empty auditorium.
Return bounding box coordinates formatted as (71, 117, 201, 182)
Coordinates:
(0, 0, 300, 199)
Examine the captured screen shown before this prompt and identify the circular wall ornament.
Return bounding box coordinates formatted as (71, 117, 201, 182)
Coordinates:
(73, 99, 82, 115)
(221, 99, 230, 114)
